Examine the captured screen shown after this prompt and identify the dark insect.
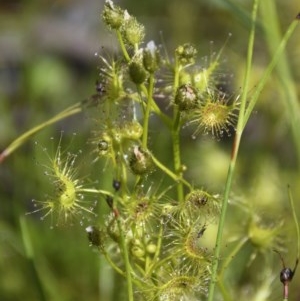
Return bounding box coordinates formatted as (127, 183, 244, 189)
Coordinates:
(197, 224, 207, 238)
(112, 179, 121, 191)
(86, 225, 101, 247)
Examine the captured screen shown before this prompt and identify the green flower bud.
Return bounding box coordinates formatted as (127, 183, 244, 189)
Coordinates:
(121, 120, 143, 140)
(146, 243, 157, 254)
(122, 16, 145, 47)
(143, 41, 160, 73)
(129, 60, 148, 84)
(175, 43, 197, 65)
(175, 84, 199, 111)
(130, 239, 145, 259)
(98, 140, 109, 152)
(129, 146, 154, 175)
(131, 245, 145, 258)
(96, 132, 112, 157)
(102, 0, 125, 30)
(110, 121, 143, 145)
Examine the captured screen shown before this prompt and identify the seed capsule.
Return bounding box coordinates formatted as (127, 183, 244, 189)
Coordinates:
(102, 0, 125, 30)
(175, 84, 199, 111)
(129, 61, 147, 84)
(143, 41, 160, 73)
(129, 146, 154, 175)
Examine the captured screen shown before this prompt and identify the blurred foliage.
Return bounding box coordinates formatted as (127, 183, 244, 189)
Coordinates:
(0, 0, 300, 300)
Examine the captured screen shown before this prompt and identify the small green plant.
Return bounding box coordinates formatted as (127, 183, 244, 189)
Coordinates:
(1, 1, 300, 300)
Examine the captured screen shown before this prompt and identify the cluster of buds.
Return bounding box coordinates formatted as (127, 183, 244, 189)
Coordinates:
(103, 0, 145, 47)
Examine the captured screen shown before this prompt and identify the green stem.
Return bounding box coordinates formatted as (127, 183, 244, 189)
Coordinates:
(172, 108, 184, 202)
(0, 103, 82, 163)
(116, 30, 130, 62)
(119, 144, 129, 197)
(151, 153, 192, 190)
(172, 58, 184, 202)
(79, 188, 113, 196)
(103, 250, 145, 289)
(103, 251, 126, 277)
(139, 84, 172, 128)
(146, 222, 163, 276)
(218, 282, 233, 301)
(115, 215, 134, 301)
(207, 0, 259, 299)
(142, 74, 155, 148)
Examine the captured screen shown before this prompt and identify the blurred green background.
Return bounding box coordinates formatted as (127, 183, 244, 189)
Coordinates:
(1, 0, 300, 300)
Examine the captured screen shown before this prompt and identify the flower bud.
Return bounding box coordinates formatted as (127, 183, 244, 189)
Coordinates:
(121, 120, 143, 140)
(122, 15, 145, 47)
(131, 245, 145, 258)
(102, 0, 125, 30)
(146, 243, 157, 254)
(97, 140, 109, 155)
(97, 133, 112, 157)
(129, 60, 148, 84)
(175, 84, 199, 111)
(175, 43, 197, 65)
(129, 146, 154, 175)
(130, 238, 146, 258)
(143, 41, 160, 73)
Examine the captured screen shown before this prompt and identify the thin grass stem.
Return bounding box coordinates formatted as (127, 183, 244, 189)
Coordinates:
(0, 103, 82, 163)
(207, 0, 259, 299)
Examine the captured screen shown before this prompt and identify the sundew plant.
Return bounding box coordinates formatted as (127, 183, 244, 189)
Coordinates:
(1, 1, 300, 301)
